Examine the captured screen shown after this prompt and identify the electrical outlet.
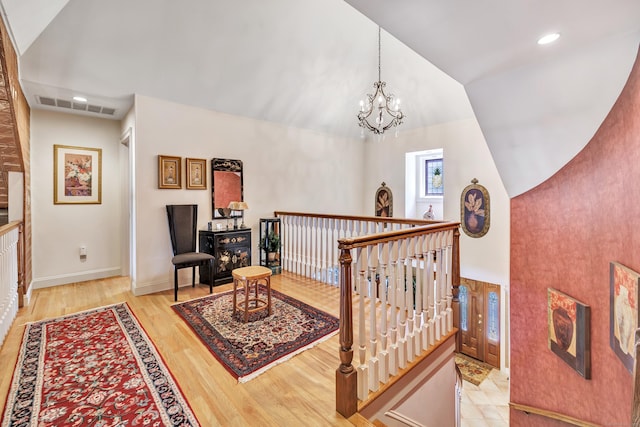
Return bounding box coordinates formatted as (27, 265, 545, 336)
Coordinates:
(79, 245, 87, 257)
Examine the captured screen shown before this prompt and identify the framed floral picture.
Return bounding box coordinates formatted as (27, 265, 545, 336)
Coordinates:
(610, 261, 639, 374)
(54, 145, 102, 204)
(158, 155, 181, 189)
(186, 158, 206, 190)
(548, 288, 591, 378)
(460, 178, 490, 238)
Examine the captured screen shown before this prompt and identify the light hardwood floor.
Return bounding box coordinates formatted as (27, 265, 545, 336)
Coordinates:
(0, 273, 355, 426)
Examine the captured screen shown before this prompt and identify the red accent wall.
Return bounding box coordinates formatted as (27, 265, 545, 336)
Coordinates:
(510, 46, 640, 426)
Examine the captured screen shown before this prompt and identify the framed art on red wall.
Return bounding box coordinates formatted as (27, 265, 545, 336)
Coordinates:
(610, 261, 639, 374)
(548, 288, 591, 379)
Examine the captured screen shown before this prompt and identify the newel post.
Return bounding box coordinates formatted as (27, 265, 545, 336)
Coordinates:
(451, 228, 461, 351)
(336, 247, 357, 417)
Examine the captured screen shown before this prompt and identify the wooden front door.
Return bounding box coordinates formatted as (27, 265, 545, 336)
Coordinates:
(459, 277, 501, 368)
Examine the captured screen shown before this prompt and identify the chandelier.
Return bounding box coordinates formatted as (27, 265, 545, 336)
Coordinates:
(358, 26, 404, 135)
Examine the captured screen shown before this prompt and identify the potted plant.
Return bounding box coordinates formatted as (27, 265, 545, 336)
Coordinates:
(260, 230, 281, 262)
(432, 167, 442, 188)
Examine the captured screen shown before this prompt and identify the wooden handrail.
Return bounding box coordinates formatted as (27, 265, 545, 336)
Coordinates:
(0, 220, 21, 235)
(337, 222, 460, 250)
(510, 402, 601, 426)
(274, 211, 442, 226)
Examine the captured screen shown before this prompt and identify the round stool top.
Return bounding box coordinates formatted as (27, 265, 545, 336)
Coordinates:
(232, 266, 272, 280)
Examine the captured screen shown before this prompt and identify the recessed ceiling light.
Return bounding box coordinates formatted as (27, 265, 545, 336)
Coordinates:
(537, 33, 560, 45)
(73, 96, 87, 103)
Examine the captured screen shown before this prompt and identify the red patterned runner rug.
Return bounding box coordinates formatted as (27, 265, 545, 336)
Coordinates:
(172, 287, 339, 383)
(1, 303, 200, 427)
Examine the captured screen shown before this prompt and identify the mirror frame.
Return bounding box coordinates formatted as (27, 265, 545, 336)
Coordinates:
(211, 158, 243, 219)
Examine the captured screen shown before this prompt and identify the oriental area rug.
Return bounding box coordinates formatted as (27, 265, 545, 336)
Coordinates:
(455, 353, 494, 386)
(1, 303, 200, 427)
(172, 287, 339, 383)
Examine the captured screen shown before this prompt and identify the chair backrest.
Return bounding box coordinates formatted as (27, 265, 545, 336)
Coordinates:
(166, 204, 198, 256)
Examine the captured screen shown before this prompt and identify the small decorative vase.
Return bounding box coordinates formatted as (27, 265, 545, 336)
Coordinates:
(552, 307, 573, 351)
(467, 213, 479, 232)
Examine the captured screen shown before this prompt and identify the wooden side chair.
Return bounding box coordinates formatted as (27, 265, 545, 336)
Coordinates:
(166, 204, 214, 301)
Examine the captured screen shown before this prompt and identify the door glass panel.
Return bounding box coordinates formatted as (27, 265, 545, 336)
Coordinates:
(488, 291, 499, 341)
(460, 285, 468, 331)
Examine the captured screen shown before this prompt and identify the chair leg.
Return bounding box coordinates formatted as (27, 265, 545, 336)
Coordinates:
(174, 267, 178, 301)
(192, 266, 196, 287)
(208, 260, 213, 294)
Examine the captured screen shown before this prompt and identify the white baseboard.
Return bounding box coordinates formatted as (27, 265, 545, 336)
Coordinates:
(32, 267, 122, 289)
(132, 279, 203, 296)
(132, 279, 171, 296)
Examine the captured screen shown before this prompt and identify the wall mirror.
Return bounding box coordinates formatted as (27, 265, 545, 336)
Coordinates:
(212, 158, 243, 218)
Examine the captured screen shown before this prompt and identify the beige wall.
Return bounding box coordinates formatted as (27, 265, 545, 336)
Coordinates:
(30, 110, 123, 288)
(131, 95, 366, 295)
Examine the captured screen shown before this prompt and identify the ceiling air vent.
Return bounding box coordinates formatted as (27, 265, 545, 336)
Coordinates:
(38, 96, 56, 106)
(56, 99, 72, 109)
(36, 95, 117, 117)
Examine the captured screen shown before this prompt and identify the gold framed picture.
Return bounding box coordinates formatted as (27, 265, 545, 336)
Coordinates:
(186, 158, 206, 190)
(54, 144, 102, 204)
(158, 155, 182, 189)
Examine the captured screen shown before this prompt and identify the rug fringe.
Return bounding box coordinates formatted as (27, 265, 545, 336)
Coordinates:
(238, 330, 338, 383)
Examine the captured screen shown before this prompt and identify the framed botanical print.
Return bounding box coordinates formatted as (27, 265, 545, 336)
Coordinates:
(460, 178, 490, 238)
(54, 145, 102, 204)
(158, 155, 181, 189)
(186, 158, 206, 190)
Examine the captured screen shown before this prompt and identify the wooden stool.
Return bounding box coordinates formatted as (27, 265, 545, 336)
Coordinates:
(232, 266, 272, 322)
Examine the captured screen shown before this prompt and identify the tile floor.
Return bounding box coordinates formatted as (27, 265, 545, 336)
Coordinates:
(460, 368, 510, 427)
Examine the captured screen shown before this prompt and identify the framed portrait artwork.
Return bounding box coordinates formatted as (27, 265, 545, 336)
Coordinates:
(186, 158, 207, 190)
(53, 144, 102, 204)
(547, 288, 591, 378)
(158, 155, 181, 189)
(610, 261, 639, 374)
(460, 178, 490, 238)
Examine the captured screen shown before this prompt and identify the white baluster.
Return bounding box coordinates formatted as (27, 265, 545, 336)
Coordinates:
(426, 233, 436, 347)
(397, 238, 408, 369)
(378, 241, 390, 383)
(356, 248, 369, 400)
(413, 235, 423, 356)
(367, 245, 379, 392)
(405, 237, 416, 363)
(445, 230, 454, 333)
(388, 240, 399, 376)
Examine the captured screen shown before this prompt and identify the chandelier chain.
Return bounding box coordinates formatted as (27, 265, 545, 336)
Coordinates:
(378, 26, 381, 82)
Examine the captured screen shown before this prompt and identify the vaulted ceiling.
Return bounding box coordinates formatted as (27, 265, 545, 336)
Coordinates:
(1, 0, 639, 196)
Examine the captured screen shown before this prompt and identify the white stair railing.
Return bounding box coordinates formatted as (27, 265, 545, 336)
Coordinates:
(0, 222, 21, 346)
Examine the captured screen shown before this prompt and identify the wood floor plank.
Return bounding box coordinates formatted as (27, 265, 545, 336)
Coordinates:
(0, 273, 354, 426)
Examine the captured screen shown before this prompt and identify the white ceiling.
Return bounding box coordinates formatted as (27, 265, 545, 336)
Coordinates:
(1, 0, 639, 196)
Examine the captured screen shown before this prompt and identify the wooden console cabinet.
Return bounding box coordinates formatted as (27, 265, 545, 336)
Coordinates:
(199, 229, 251, 286)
